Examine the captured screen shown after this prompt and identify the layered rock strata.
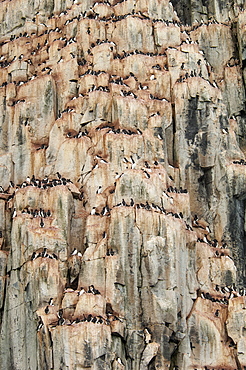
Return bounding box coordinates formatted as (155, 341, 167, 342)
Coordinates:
(0, 0, 246, 369)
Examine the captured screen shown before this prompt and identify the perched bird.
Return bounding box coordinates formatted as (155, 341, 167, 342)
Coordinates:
(12, 208, 17, 218)
(78, 287, 85, 296)
(117, 358, 124, 366)
(37, 317, 44, 331)
(31, 252, 37, 261)
(41, 248, 48, 258)
(215, 309, 219, 317)
(88, 285, 100, 294)
(144, 328, 151, 343)
(44, 306, 49, 314)
(58, 317, 65, 325)
(96, 186, 102, 194)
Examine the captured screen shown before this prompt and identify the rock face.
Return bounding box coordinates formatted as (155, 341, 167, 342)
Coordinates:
(1, 0, 246, 369)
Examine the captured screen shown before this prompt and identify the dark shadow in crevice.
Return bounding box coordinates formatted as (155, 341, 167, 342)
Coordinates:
(171, 0, 192, 25)
(228, 197, 246, 285)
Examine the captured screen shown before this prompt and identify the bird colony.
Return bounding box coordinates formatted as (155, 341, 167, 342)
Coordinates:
(1, 0, 246, 369)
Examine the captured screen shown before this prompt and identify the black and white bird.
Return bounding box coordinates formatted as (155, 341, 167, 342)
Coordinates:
(58, 317, 65, 325)
(144, 328, 151, 343)
(88, 285, 100, 294)
(117, 358, 124, 366)
(12, 208, 17, 218)
(37, 317, 44, 331)
(96, 186, 102, 194)
(45, 306, 49, 314)
(78, 287, 85, 296)
(102, 205, 110, 216)
(41, 248, 48, 258)
(31, 252, 37, 261)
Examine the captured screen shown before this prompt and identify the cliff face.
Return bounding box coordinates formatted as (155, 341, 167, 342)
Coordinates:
(0, 0, 246, 369)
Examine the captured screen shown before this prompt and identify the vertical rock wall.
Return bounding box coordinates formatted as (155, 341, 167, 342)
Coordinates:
(0, 0, 246, 369)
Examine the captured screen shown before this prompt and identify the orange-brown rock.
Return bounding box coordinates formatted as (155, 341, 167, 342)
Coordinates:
(0, 1, 246, 370)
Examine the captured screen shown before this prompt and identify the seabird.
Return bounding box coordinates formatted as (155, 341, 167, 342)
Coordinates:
(86, 314, 92, 322)
(57, 309, 63, 319)
(115, 172, 124, 180)
(40, 219, 44, 228)
(41, 248, 48, 258)
(96, 186, 102, 194)
(203, 235, 210, 244)
(45, 306, 49, 314)
(144, 328, 151, 343)
(143, 170, 150, 179)
(31, 252, 37, 260)
(72, 318, 80, 325)
(145, 202, 150, 210)
(117, 358, 124, 366)
(97, 316, 104, 324)
(102, 205, 110, 216)
(71, 248, 78, 256)
(88, 285, 100, 294)
(37, 317, 44, 331)
(212, 239, 218, 248)
(12, 208, 17, 218)
(91, 207, 96, 215)
(58, 317, 65, 325)
(78, 287, 85, 296)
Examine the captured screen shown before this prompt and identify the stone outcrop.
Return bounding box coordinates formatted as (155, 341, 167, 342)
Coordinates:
(0, 0, 246, 369)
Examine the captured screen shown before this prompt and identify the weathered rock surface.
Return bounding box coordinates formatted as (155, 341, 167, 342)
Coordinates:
(1, 0, 246, 369)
